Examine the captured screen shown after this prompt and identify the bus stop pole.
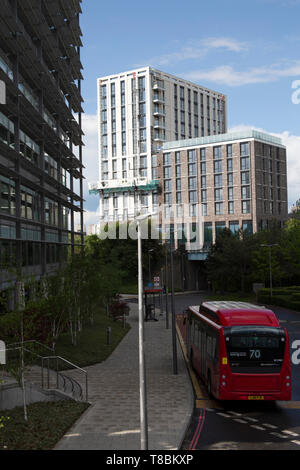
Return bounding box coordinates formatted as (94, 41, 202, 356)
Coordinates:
(170, 233, 178, 375)
(165, 244, 169, 329)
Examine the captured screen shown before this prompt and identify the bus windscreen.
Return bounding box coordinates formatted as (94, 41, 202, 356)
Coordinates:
(224, 326, 286, 372)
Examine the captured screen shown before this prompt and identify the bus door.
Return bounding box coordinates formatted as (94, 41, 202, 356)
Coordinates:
(200, 327, 206, 379)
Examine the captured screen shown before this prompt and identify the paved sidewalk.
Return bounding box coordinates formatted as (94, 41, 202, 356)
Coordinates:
(54, 301, 194, 451)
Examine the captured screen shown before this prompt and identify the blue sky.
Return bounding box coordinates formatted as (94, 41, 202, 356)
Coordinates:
(78, 0, 300, 226)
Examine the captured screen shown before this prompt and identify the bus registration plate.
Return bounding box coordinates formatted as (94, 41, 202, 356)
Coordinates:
(248, 396, 264, 400)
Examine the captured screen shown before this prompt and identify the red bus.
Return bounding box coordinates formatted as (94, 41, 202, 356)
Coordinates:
(187, 301, 291, 401)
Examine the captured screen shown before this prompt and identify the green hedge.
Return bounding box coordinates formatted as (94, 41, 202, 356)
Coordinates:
(257, 286, 300, 312)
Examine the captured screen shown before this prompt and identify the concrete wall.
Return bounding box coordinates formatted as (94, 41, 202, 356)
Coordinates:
(0, 381, 72, 411)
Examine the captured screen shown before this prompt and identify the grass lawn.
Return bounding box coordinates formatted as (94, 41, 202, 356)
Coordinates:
(0, 401, 90, 450)
(0, 307, 131, 450)
(55, 308, 131, 368)
(118, 282, 138, 295)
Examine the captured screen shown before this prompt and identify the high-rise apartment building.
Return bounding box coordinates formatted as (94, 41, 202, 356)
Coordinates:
(0, 0, 84, 298)
(91, 66, 227, 222)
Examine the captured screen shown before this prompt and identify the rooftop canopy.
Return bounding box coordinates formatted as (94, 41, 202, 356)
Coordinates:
(163, 129, 283, 151)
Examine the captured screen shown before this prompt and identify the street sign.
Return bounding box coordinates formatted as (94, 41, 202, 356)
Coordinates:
(0, 340, 6, 365)
(153, 276, 160, 288)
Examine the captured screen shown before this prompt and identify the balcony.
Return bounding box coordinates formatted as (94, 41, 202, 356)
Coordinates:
(153, 121, 166, 130)
(153, 108, 166, 117)
(153, 135, 165, 142)
(89, 178, 159, 194)
(153, 95, 165, 104)
(152, 81, 165, 91)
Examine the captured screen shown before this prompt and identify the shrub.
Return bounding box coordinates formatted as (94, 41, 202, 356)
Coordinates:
(0, 301, 51, 346)
(284, 286, 300, 292)
(22, 301, 52, 345)
(108, 296, 130, 321)
(0, 311, 21, 343)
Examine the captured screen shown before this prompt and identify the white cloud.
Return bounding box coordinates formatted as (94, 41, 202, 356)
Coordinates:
(201, 37, 248, 52)
(184, 61, 300, 86)
(82, 113, 99, 183)
(139, 37, 248, 67)
(75, 113, 100, 229)
(229, 124, 300, 208)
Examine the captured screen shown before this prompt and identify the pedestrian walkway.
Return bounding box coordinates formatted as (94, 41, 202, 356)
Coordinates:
(54, 301, 194, 451)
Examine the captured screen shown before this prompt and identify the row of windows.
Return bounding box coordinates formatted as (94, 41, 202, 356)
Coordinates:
(0, 52, 75, 145)
(190, 318, 218, 363)
(102, 191, 158, 209)
(164, 150, 250, 169)
(164, 219, 253, 244)
(164, 199, 251, 218)
(163, 143, 249, 164)
(0, 112, 70, 187)
(174, 85, 225, 138)
(0, 240, 68, 267)
(163, 172, 251, 193)
(165, 143, 284, 166)
(0, 176, 69, 228)
(104, 155, 149, 181)
(101, 81, 128, 158)
(0, 223, 69, 244)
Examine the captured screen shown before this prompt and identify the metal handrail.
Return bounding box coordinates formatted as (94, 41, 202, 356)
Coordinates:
(8, 340, 55, 353)
(42, 356, 88, 402)
(1, 346, 88, 402)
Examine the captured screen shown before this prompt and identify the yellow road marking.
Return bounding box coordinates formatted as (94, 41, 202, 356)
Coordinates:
(278, 401, 300, 409)
(196, 399, 222, 409)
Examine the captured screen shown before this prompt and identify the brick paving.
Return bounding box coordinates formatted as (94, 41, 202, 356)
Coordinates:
(54, 301, 194, 451)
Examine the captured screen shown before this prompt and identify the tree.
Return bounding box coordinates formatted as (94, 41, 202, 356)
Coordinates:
(85, 220, 164, 286)
(205, 228, 252, 292)
(290, 199, 300, 220)
(280, 218, 300, 285)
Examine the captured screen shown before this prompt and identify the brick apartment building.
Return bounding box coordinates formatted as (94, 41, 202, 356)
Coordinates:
(157, 129, 288, 289)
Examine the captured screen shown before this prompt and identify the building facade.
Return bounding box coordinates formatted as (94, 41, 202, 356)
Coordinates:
(158, 130, 288, 259)
(0, 0, 84, 296)
(91, 66, 227, 222)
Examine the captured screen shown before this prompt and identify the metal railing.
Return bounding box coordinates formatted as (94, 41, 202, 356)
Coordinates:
(0, 345, 88, 402)
(8, 340, 55, 354)
(41, 356, 88, 402)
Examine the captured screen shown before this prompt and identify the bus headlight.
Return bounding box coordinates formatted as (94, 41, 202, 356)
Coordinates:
(222, 382, 226, 387)
(286, 383, 290, 387)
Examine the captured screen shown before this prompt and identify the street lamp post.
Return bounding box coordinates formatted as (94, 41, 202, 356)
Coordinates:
(136, 212, 156, 450)
(261, 243, 279, 297)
